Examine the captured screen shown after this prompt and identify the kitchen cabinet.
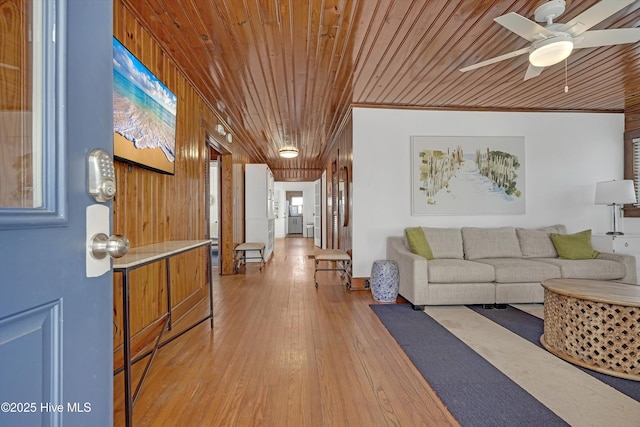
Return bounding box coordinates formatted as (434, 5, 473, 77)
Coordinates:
(288, 216, 303, 234)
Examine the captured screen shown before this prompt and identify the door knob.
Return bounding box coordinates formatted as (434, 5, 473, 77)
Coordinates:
(89, 233, 130, 259)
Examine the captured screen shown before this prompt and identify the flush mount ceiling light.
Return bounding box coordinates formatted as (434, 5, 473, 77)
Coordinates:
(226, 133, 233, 143)
(215, 124, 226, 136)
(279, 146, 299, 158)
(528, 34, 573, 67)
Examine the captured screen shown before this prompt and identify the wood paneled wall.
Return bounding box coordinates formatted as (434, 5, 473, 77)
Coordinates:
(623, 105, 640, 218)
(112, 1, 252, 364)
(625, 105, 640, 133)
(324, 111, 353, 255)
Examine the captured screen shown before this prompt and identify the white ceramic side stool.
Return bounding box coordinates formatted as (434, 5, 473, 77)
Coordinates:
(370, 260, 399, 303)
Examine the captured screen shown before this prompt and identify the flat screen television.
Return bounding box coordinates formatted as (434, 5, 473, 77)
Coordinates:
(112, 37, 177, 175)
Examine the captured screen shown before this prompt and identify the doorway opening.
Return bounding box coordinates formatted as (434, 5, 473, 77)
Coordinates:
(285, 191, 304, 236)
(275, 182, 320, 245)
(209, 156, 220, 266)
(206, 136, 232, 274)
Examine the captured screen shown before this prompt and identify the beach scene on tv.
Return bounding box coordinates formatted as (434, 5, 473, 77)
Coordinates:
(113, 37, 177, 174)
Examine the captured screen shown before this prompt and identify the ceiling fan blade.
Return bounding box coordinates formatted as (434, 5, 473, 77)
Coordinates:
(494, 12, 554, 41)
(460, 47, 530, 72)
(559, 0, 637, 36)
(524, 64, 544, 81)
(574, 28, 640, 48)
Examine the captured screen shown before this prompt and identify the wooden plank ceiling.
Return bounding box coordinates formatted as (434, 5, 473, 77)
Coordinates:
(122, 0, 640, 181)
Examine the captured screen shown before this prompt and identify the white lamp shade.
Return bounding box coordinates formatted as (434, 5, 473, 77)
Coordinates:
(594, 180, 637, 205)
(529, 36, 574, 67)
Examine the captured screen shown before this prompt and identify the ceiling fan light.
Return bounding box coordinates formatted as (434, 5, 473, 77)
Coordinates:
(529, 36, 573, 67)
(279, 146, 299, 158)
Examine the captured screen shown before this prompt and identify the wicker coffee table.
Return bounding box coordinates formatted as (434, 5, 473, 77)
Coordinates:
(541, 278, 640, 381)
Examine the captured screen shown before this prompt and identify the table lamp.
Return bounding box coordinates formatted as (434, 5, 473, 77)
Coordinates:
(594, 180, 637, 235)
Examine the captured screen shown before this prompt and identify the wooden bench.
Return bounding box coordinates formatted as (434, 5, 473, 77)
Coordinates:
(314, 249, 351, 288)
(234, 242, 266, 273)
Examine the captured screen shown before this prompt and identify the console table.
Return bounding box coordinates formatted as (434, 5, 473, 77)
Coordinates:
(113, 240, 213, 427)
(541, 278, 640, 381)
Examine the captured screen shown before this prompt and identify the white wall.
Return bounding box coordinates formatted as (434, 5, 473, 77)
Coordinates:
(352, 107, 625, 277)
(274, 181, 315, 238)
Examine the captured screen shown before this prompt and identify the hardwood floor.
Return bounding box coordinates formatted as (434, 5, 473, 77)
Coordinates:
(114, 237, 458, 426)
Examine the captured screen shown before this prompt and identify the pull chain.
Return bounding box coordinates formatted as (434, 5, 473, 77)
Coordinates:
(564, 59, 569, 93)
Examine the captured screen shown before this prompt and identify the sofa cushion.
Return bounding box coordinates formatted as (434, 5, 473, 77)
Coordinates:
(405, 227, 434, 260)
(422, 227, 464, 259)
(461, 227, 522, 260)
(516, 225, 566, 258)
(426, 259, 495, 283)
(550, 229, 599, 260)
(474, 258, 561, 283)
(426, 282, 496, 305)
(533, 258, 625, 280)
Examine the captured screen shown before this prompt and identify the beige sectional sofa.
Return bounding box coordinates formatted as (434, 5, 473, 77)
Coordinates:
(386, 225, 637, 308)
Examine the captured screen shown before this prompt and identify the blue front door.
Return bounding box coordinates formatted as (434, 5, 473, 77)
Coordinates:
(0, 0, 115, 426)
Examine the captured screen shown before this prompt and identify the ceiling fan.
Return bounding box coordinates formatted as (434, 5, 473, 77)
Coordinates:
(460, 0, 640, 80)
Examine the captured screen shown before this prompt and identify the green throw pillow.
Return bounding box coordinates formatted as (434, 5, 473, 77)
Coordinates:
(405, 227, 434, 260)
(549, 229, 599, 260)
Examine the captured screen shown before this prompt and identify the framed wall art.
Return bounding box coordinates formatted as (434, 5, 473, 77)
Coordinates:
(411, 136, 525, 215)
(113, 37, 177, 175)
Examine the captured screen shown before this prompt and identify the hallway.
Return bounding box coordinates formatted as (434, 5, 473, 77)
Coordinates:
(114, 237, 457, 426)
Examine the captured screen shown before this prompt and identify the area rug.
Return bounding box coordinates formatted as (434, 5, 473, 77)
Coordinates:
(370, 303, 640, 427)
